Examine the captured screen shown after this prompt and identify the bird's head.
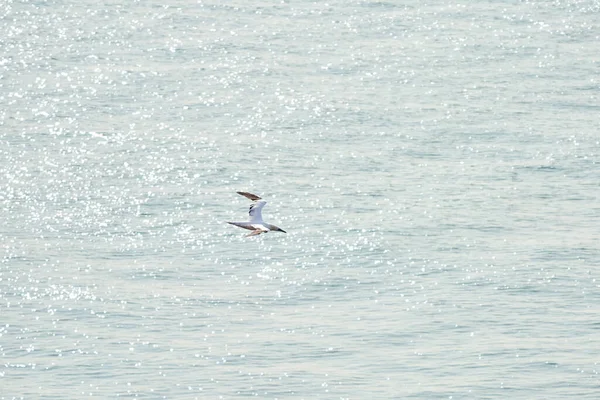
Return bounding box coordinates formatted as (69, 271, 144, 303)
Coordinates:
(270, 225, 286, 233)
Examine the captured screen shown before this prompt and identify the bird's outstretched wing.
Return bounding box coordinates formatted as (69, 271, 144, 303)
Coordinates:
(248, 201, 266, 222)
(237, 191, 262, 201)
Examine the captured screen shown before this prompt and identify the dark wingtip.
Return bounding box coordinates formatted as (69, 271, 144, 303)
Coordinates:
(237, 191, 262, 201)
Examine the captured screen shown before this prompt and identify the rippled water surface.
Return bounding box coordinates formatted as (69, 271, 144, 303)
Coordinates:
(2, 0, 600, 398)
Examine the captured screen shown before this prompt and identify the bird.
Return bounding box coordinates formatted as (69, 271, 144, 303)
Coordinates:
(227, 192, 287, 237)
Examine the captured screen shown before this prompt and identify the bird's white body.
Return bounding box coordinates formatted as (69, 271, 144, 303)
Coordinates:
(227, 193, 286, 237)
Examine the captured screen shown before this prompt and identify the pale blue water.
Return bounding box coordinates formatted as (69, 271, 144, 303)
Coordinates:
(2, 0, 600, 399)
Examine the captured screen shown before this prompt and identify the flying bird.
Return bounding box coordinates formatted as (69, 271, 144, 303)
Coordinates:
(227, 192, 287, 237)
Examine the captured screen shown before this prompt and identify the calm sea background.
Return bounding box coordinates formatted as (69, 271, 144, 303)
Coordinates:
(1, 0, 599, 399)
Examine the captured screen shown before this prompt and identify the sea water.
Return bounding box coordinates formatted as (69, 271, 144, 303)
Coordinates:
(1, 0, 599, 398)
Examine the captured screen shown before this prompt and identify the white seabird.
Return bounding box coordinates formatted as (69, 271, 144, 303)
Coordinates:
(227, 192, 287, 237)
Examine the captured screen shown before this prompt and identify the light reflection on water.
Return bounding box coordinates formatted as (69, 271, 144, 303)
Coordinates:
(2, 0, 600, 398)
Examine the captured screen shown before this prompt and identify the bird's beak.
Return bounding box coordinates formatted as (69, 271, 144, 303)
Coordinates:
(279, 228, 287, 233)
